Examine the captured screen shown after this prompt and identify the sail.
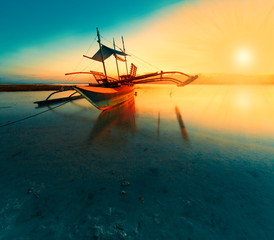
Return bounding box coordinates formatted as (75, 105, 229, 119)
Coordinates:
(91, 45, 127, 62)
(114, 54, 126, 62)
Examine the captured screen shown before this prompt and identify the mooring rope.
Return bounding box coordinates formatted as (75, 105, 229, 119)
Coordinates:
(0, 101, 69, 128)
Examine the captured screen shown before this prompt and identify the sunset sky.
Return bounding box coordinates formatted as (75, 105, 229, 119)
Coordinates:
(1, 0, 273, 83)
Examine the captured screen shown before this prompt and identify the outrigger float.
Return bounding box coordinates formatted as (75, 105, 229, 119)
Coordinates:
(35, 28, 198, 110)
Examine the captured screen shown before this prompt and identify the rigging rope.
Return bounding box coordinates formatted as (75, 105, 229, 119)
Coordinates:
(100, 35, 161, 72)
(66, 35, 97, 82)
(128, 53, 162, 72)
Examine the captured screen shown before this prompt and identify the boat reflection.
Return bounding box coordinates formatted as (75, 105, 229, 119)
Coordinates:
(175, 106, 189, 141)
(48, 101, 96, 123)
(157, 107, 190, 142)
(157, 112, 160, 138)
(89, 98, 136, 145)
(135, 84, 274, 139)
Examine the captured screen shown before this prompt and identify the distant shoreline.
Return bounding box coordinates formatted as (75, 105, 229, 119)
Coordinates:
(0, 81, 273, 92)
(0, 84, 76, 92)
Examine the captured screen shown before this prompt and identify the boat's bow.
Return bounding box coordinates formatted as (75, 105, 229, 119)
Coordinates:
(74, 85, 135, 111)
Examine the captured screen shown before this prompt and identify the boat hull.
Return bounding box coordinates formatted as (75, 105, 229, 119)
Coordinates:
(74, 85, 135, 110)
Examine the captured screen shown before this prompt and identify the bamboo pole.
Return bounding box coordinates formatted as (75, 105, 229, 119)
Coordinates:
(113, 38, 120, 80)
(121, 36, 129, 75)
(96, 28, 107, 78)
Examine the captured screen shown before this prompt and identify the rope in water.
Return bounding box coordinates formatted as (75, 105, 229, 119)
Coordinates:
(0, 101, 69, 128)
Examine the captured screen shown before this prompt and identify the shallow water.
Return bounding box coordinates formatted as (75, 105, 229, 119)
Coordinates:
(0, 85, 274, 239)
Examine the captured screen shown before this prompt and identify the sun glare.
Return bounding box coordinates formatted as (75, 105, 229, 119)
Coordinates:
(234, 47, 253, 67)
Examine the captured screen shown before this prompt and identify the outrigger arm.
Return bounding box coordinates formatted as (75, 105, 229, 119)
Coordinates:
(64, 70, 198, 87)
(33, 86, 83, 106)
(131, 71, 198, 87)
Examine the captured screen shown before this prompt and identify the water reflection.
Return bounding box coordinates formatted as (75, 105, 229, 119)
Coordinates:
(89, 98, 136, 145)
(1, 86, 274, 240)
(175, 106, 189, 141)
(30, 84, 274, 147)
(157, 107, 190, 142)
(135, 84, 274, 139)
(157, 112, 160, 138)
(87, 98, 191, 146)
(49, 102, 96, 123)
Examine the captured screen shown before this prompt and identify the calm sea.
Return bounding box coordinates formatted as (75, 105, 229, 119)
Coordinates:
(0, 84, 273, 239)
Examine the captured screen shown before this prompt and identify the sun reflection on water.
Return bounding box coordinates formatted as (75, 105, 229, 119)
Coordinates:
(134, 84, 274, 139)
(235, 91, 251, 109)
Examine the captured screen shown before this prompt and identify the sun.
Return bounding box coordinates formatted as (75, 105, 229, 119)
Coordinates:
(233, 47, 253, 67)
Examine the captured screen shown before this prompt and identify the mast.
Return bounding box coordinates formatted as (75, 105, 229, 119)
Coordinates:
(96, 27, 107, 78)
(121, 36, 129, 75)
(113, 38, 120, 80)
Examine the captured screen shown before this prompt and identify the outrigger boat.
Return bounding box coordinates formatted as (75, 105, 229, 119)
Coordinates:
(35, 28, 198, 110)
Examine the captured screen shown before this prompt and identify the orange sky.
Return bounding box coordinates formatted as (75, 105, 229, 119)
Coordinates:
(127, 0, 274, 75)
(1, 0, 274, 82)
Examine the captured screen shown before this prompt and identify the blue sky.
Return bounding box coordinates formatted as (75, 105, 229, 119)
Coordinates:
(1, 0, 273, 83)
(1, 0, 184, 57)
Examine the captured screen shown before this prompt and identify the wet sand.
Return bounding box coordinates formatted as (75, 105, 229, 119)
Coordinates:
(0, 84, 274, 239)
